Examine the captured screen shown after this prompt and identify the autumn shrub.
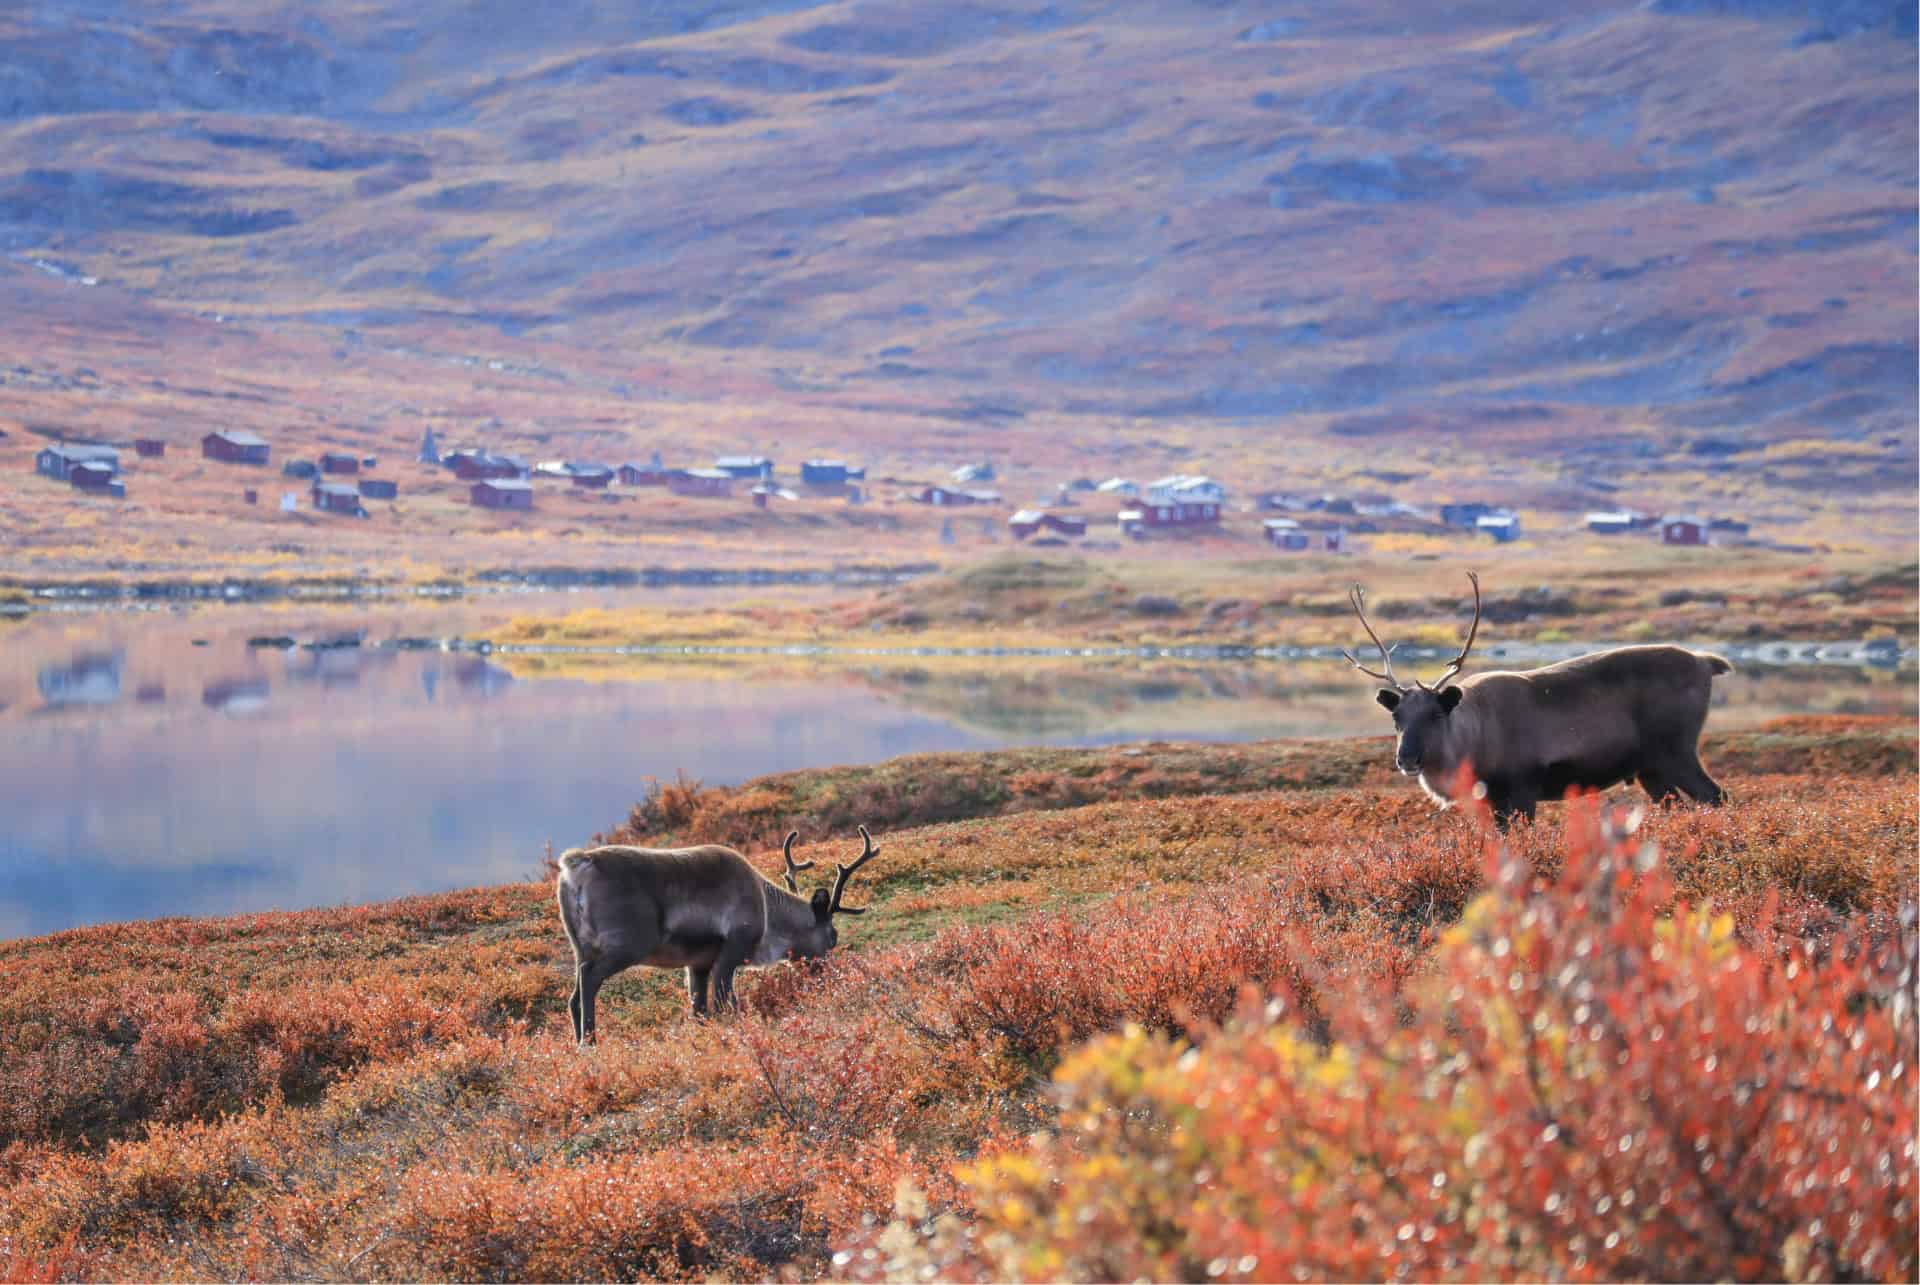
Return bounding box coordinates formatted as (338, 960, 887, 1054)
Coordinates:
(0, 726, 1910, 1281)
(382, 1133, 942, 1282)
(850, 798, 1917, 1283)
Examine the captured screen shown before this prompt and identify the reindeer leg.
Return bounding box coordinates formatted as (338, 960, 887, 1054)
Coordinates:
(1674, 757, 1725, 807)
(568, 966, 585, 1042)
(686, 966, 712, 1018)
(1637, 766, 1682, 805)
(1645, 756, 1723, 807)
(575, 957, 621, 1046)
(708, 931, 758, 1015)
(1489, 782, 1538, 831)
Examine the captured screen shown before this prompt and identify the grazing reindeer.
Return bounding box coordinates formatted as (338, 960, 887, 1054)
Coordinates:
(1345, 571, 1732, 827)
(555, 827, 881, 1041)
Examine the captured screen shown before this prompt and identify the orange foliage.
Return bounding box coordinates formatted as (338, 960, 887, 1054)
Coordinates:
(850, 799, 1917, 1283)
(0, 728, 1910, 1280)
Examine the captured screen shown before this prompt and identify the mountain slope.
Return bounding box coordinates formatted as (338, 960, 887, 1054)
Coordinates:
(0, 0, 1913, 573)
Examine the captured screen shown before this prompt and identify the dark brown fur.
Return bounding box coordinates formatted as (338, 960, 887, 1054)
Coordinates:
(1379, 645, 1733, 826)
(1345, 574, 1732, 827)
(554, 833, 876, 1041)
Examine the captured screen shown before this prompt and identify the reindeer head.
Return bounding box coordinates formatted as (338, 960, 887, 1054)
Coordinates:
(1344, 572, 1482, 775)
(777, 826, 882, 959)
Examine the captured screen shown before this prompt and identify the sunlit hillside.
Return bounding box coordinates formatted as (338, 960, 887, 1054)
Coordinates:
(1, 0, 1914, 576)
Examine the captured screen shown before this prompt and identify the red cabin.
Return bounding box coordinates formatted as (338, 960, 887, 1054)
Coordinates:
(471, 479, 534, 510)
(1009, 510, 1087, 540)
(1661, 516, 1706, 546)
(312, 482, 366, 516)
(669, 468, 733, 498)
(202, 430, 270, 465)
(134, 438, 166, 458)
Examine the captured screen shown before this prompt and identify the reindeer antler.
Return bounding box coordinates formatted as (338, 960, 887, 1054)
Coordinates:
(780, 830, 814, 894)
(1426, 571, 1482, 691)
(827, 825, 881, 916)
(1341, 583, 1403, 687)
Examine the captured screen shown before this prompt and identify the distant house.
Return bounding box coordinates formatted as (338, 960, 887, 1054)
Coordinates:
(1133, 475, 1224, 527)
(320, 452, 360, 475)
(1661, 515, 1707, 546)
(1708, 516, 1749, 537)
(750, 482, 800, 509)
(569, 465, 615, 489)
(446, 450, 527, 481)
(1440, 502, 1498, 529)
(1585, 511, 1638, 535)
(358, 478, 398, 500)
(617, 462, 666, 486)
(202, 430, 270, 465)
(471, 478, 534, 510)
(1264, 518, 1347, 552)
(801, 459, 866, 486)
(715, 455, 773, 479)
(282, 459, 318, 479)
(917, 485, 1000, 506)
(670, 468, 734, 498)
(1477, 513, 1522, 543)
(70, 461, 119, 494)
(1147, 475, 1224, 504)
(35, 443, 118, 480)
(1063, 477, 1097, 493)
(1096, 477, 1138, 499)
(134, 438, 166, 459)
(1263, 517, 1305, 549)
(1009, 509, 1087, 540)
(312, 481, 368, 516)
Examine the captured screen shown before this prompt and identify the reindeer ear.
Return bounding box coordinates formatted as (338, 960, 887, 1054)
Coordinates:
(810, 888, 832, 921)
(1438, 686, 1464, 713)
(1376, 688, 1401, 711)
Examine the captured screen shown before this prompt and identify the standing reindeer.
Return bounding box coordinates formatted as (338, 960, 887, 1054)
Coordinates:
(555, 827, 881, 1041)
(1345, 571, 1732, 827)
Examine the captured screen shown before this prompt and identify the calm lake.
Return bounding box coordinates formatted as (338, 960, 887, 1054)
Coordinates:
(2, 604, 1912, 940)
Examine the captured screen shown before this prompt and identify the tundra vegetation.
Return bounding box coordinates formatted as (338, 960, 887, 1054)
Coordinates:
(0, 716, 1910, 1281)
(481, 551, 1920, 654)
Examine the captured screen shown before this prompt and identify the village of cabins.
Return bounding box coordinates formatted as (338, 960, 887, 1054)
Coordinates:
(28, 429, 1747, 549)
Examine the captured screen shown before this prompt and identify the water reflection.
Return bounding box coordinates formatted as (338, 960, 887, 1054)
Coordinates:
(37, 651, 123, 705)
(202, 678, 271, 715)
(0, 610, 1912, 941)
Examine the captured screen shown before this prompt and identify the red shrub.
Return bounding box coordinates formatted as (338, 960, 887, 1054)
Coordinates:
(854, 798, 1918, 1283)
